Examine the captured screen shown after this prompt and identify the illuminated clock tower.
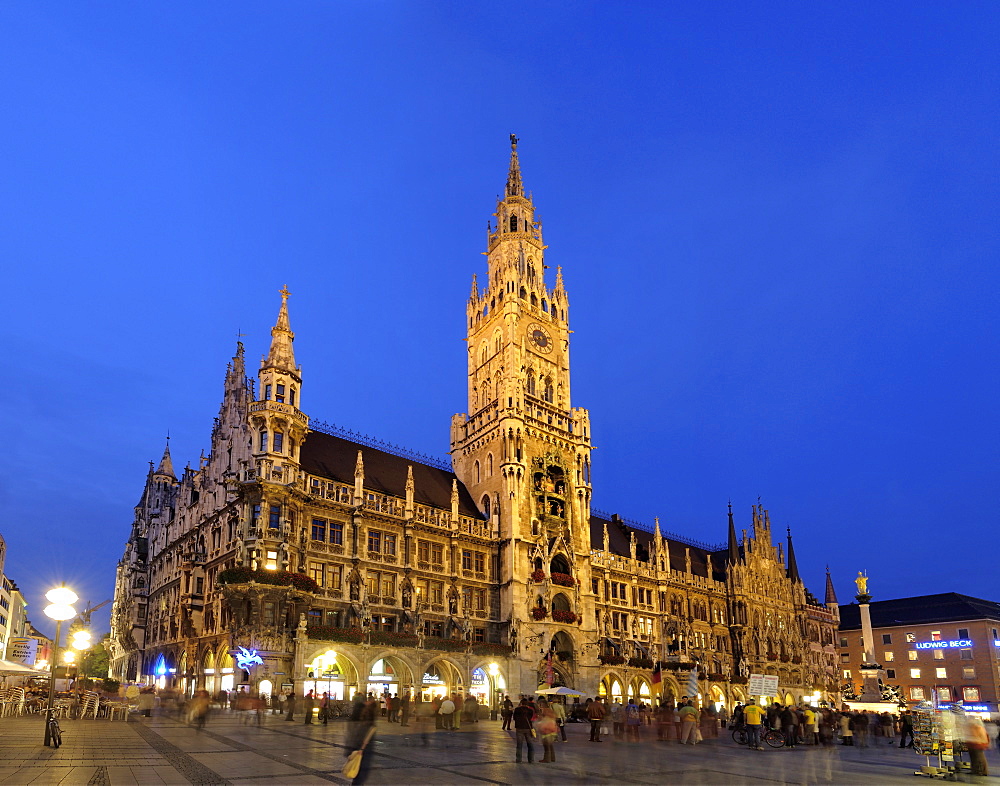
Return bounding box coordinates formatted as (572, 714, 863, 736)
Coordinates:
(451, 136, 597, 693)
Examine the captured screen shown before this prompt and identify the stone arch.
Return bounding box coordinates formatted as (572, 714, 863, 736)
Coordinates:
(419, 655, 465, 699)
(551, 592, 571, 613)
(550, 553, 570, 576)
(301, 644, 362, 688)
(599, 670, 626, 700)
(630, 676, 653, 702)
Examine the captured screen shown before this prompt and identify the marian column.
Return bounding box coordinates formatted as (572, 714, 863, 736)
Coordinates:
(854, 571, 885, 702)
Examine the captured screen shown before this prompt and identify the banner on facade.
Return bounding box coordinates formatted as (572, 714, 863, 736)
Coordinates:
(748, 673, 778, 696)
(6, 638, 38, 666)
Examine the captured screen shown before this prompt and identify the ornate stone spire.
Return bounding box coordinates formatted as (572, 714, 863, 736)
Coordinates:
(505, 133, 523, 197)
(155, 438, 175, 478)
(262, 286, 297, 375)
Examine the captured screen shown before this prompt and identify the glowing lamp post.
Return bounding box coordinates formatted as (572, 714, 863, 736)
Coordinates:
(43, 586, 78, 746)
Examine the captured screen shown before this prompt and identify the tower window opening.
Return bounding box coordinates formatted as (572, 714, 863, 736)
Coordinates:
(264, 384, 272, 401)
(520, 287, 527, 300)
(543, 378, 554, 403)
(531, 293, 539, 308)
(510, 215, 518, 232)
(259, 431, 268, 452)
(475, 461, 481, 483)
(290, 387, 296, 406)
(273, 432, 284, 453)
(276, 384, 286, 403)
(481, 495, 491, 519)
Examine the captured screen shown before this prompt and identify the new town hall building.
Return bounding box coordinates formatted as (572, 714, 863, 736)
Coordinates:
(109, 140, 841, 710)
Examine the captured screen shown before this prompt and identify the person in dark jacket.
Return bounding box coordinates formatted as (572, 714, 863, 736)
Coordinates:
(513, 698, 536, 763)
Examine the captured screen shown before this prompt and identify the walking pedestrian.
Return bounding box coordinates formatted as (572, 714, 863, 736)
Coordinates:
(500, 695, 514, 730)
(587, 696, 607, 741)
(537, 701, 558, 762)
(285, 692, 297, 722)
(513, 698, 536, 763)
(552, 698, 567, 741)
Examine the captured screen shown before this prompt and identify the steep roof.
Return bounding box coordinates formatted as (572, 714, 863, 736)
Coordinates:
(299, 430, 482, 518)
(588, 512, 728, 582)
(839, 593, 1000, 631)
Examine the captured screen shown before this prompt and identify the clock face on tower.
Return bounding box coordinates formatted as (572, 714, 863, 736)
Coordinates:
(527, 323, 553, 353)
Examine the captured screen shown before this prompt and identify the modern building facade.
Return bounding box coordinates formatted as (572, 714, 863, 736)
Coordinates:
(109, 139, 840, 709)
(0, 532, 33, 666)
(839, 593, 1000, 714)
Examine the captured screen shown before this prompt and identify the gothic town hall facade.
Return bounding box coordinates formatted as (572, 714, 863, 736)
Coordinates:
(109, 140, 840, 710)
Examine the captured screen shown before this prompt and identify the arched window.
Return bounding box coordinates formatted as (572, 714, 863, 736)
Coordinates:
(494, 332, 501, 354)
(482, 379, 491, 402)
(519, 287, 527, 300)
(474, 461, 481, 484)
(510, 214, 518, 232)
(487, 453, 494, 476)
(531, 293, 538, 307)
(541, 299, 548, 312)
(552, 593, 571, 612)
(481, 495, 491, 519)
(527, 373, 536, 396)
(543, 378, 554, 403)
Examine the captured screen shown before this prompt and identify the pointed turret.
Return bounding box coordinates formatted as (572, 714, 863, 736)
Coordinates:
(155, 438, 175, 479)
(505, 133, 523, 197)
(262, 286, 298, 377)
(785, 527, 801, 582)
(469, 273, 479, 303)
(825, 567, 839, 607)
(727, 501, 740, 564)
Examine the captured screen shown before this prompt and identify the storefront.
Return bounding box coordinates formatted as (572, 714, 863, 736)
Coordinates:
(302, 649, 348, 700)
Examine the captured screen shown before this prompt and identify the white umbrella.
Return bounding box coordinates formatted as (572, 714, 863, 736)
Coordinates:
(535, 686, 585, 696)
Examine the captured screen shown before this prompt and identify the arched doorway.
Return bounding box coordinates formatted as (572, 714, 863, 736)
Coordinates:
(420, 659, 463, 701)
(218, 651, 235, 692)
(630, 677, 652, 703)
(304, 649, 350, 700)
(202, 650, 216, 695)
(599, 675, 624, 701)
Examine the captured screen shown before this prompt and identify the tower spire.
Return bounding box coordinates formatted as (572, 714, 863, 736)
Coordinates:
(155, 437, 175, 478)
(825, 566, 839, 606)
(505, 133, 523, 197)
(262, 286, 297, 375)
(727, 500, 740, 564)
(785, 526, 800, 582)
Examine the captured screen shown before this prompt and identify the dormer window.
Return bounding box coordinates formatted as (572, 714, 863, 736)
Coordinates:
(276, 384, 286, 403)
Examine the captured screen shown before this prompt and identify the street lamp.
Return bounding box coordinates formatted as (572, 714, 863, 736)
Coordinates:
(43, 585, 78, 747)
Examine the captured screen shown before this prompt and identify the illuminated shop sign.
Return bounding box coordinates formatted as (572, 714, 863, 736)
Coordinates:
(937, 704, 990, 713)
(915, 640, 972, 649)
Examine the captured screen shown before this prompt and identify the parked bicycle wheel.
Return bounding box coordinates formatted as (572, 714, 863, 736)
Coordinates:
(764, 729, 785, 748)
(732, 728, 749, 745)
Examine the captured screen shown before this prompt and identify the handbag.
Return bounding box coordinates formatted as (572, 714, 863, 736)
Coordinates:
(342, 726, 376, 779)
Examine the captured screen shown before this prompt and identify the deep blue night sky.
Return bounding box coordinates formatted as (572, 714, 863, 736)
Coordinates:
(1, 3, 997, 637)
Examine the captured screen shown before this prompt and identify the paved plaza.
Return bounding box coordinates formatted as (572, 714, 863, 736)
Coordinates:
(0, 711, 997, 785)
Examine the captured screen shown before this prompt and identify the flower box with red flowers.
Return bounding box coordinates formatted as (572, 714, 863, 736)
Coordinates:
(531, 607, 548, 620)
(550, 572, 575, 587)
(551, 610, 577, 623)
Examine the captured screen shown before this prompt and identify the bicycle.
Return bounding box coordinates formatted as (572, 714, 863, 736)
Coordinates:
(47, 714, 62, 748)
(732, 725, 784, 748)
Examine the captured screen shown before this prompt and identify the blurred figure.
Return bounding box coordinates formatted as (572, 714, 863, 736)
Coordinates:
(284, 691, 297, 722)
(552, 697, 567, 741)
(537, 700, 558, 762)
(345, 693, 377, 784)
(899, 710, 914, 748)
(189, 689, 210, 731)
(303, 689, 315, 725)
